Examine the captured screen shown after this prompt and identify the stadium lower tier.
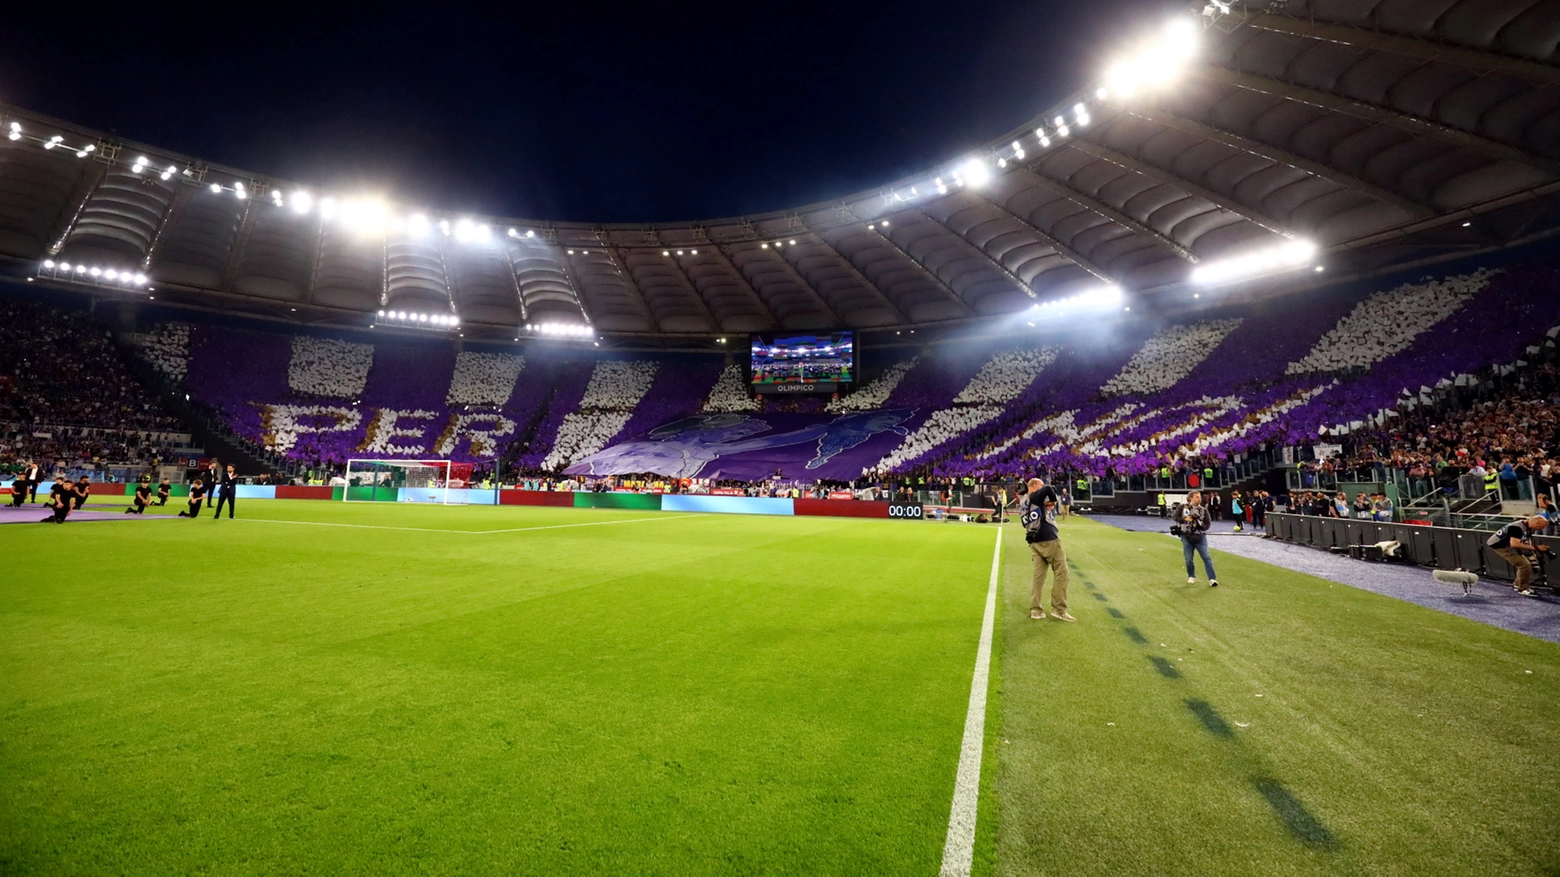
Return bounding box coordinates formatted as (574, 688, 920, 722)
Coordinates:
(92, 257, 1560, 478)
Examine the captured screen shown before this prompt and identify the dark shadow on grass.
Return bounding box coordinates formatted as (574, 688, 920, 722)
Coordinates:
(1184, 699, 1233, 738)
(1122, 626, 1149, 644)
(1254, 778, 1340, 851)
(1148, 656, 1180, 678)
(1092, 592, 1109, 602)
(1106, 608, 1124, 618)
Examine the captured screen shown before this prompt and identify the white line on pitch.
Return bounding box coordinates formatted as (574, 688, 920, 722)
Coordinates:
(230, 514, 707, 536)
(939, 526, 1002, 877)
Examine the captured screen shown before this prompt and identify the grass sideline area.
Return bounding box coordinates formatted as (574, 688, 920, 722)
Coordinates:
(995, 517, 1560, 877)
(1, 502, 1557, 874)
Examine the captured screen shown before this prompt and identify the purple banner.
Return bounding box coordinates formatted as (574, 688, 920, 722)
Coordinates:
(564, 410, 922, 481)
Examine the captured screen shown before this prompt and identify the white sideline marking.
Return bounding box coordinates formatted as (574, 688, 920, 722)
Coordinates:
(233, 514, 707, 536)
(939, 527, 1002, 877)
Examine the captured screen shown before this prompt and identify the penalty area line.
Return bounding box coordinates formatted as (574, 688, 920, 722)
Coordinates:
(939, 526, 1002, 877)
(229, 514, 708, 536)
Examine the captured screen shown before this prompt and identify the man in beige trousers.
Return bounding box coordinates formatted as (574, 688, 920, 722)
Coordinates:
(1019, 477, 1075, 622)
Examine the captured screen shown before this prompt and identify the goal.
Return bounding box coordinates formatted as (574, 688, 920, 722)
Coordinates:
(344, 459, 469, 505)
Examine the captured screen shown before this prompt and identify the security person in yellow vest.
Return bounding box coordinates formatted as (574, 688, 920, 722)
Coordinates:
(1483, 468, 1499, 495)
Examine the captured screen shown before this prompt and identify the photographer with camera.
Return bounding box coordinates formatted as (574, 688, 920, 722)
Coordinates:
(1019, 477, 1075, 623)
(1486, 515, 1555, 597)
(1172, 490, 1218, 587)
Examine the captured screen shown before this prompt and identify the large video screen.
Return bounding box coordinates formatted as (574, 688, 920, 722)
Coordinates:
(750, 332, 855, 390)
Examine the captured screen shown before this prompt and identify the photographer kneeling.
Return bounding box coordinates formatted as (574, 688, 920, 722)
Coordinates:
(1173, 491, 1218, 587)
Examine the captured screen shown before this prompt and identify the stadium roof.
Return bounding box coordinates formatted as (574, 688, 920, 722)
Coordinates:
(3, 0, 1559, 345)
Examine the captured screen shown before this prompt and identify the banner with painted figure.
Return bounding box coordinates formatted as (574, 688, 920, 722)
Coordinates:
(563, 410, 921, 481)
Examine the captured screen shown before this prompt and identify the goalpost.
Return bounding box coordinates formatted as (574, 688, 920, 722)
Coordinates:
(343, 459, 471, 505)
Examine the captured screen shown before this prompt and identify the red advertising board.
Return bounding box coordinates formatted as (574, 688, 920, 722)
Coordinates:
(711, 487, 746, 496)
(499, 490, 574, 507)
(794, 499, 890, 518)
(827, 491, 855, 500)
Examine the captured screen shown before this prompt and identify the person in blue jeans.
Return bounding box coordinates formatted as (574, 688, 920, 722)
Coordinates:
(1175, 491, 1218, 587)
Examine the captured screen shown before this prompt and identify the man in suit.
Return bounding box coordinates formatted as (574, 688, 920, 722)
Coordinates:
(23, 460, 41, 503)
(212, 465, 238, 519)
(203, 459, 221, 508)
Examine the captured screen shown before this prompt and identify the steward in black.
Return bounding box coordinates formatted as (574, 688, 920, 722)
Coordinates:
(179, 481, 206, 518)
(126, 482, 152, 514)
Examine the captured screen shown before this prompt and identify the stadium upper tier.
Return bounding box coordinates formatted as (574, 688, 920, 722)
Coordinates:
(4, 0, 1560, 342)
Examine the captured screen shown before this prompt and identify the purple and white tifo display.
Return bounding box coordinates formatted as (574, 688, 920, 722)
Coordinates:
(564, 410, 920, 481)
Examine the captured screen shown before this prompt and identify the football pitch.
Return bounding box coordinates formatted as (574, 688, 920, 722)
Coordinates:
(2, 502, 1558, 875)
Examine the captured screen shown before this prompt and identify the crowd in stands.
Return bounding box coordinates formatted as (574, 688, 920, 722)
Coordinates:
(1287, 270, 1490, 374)
(703, 364, 762, 412)
(1100, 320, 1240, 397)
(447, 351, 526, 407)
(0, 299, 186, 472)
(541, 361, 659, 470)
(1307, 361, 1560, 502)
(826, 357, 917, 412)
(288, 335, 375, 397)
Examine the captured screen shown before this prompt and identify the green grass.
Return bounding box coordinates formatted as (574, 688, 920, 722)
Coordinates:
(994, 517, 1560, 877)
(0, 502, 993, 875)
(3, 503, 1558, 875)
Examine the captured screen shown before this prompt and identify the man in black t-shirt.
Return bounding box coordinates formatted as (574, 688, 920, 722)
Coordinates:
(156, 479, 172, 505)
(1487, 515, 1553, 596)
(71, 476, 91, 511)
(6, 470, 26, 508)
(178, 480, 206, 518)
(1019, 477, 1075, 622)
(41, 475, 73, 524)
(126, 480, 152, 514)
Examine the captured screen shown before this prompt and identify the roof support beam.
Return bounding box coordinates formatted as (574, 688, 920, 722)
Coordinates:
(899, 202, 1052, 295)
(1104, 98, 1436, 219)
(635, 241, 721, 332)
(1245, 13, 1560, 87)
(788, 224, 910, 324)
(1197, 65, 1560, 177)
(46, 160, 110, 255)
(597, 244, 672, 333)
(742, 241, 848, 327)
(549, 244, 600, 327)
(218, 197, 258, 293)
(690, 240, 782, 329)
(1059, 137, 1299, 237)
(925, 192, 1116, 285)
(840, 206, 975, 317)
(142, 183, 196, 269)
(1009, 165, 1203, 261)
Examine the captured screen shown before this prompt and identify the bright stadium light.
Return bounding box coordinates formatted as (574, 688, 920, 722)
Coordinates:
(291, 190, 312, 214)
(1103, 17, 1201, 99)
(1191, 238, 1318, 286)
(960, 158, 991, 187)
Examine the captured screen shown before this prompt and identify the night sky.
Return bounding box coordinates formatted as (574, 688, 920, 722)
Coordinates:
(2, 1, 1184, 224)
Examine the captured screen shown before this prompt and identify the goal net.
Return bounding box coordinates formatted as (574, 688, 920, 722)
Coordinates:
(343, 459, 471, 505)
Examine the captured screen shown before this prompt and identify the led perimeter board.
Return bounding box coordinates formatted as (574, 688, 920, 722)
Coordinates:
(750, 332, 855, 394)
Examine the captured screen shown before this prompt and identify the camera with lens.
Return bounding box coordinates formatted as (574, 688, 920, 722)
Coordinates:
(1169, 524, 1184, 537)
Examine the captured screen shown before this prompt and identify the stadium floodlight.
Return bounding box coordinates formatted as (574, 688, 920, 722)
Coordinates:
(42, 259, 54, 269)
(133, 273, 147, 285)
(6, 122, 19, 141)
(209, 183, 222, 193)
(1103, 17, 1200, 99)
(290, 190, 312, 215)
(1191, 238, 1318, 286)
(959, 159, 991, 187)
